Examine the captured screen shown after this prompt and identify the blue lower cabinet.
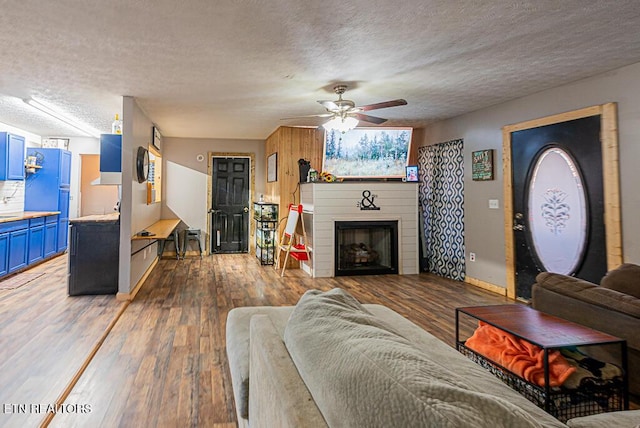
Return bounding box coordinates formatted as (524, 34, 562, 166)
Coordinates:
(44, 217, 58, 258)
(8, 227, 29, 273)
(0, 233, 8, 276)
(28, 220, 45, 264)
(58, 219, 69, 253)
(0, 216, 63, 278)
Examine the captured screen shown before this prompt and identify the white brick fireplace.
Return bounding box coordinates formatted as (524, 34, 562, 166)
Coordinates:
(299, 182, 419, 278)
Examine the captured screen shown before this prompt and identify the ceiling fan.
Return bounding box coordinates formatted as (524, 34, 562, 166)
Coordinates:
(284, 85, 407, 132)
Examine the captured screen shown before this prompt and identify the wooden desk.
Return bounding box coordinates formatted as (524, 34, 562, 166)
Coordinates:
(132, 219, 180, 240)
(131, 219, 181, 258)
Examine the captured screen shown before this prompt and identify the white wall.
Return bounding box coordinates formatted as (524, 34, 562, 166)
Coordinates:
(67, 136, 100, 219)
(164, 160, 208, 234)
(162, 136, 266, 250)
(420, 61, 640, 288)
(119, 96, 161, 294)
(0, 121, 42, 147)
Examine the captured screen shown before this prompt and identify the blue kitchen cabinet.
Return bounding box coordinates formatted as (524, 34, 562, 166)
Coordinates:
(60, 150, 71, 186)
(100, 134, 122, 172)
(7, 220, 29, 273)
(0, 220, 29, 275)
(0, 216, 59, 279)
(28, 217, 45, 264)
(44, 215, 58, 258)
(57, 188, 70, 252)
(58, 219, 69, 253)
(0, 233, 8, 276)
(0, 132, 26, 180)
(25, 148, 71, 253)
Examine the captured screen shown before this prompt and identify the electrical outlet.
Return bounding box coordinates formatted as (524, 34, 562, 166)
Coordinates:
(469, 252, 476, 262)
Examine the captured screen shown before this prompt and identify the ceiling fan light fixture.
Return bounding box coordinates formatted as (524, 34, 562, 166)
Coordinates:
(323, 116, 358, 133)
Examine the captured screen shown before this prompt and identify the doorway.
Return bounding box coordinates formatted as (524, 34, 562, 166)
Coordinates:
(503, 104, 622, 300)
(208, 154, 255, 254)
(80, 154, 119, 216)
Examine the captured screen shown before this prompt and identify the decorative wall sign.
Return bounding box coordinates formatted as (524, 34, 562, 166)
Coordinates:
(357, 190, 380, 210)
(152, 126, 162, 151)
(472, 149, 494, 181)
(267, 152, 277, 182)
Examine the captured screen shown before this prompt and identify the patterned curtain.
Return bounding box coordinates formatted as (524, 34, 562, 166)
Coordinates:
(418, 139, 465, 280)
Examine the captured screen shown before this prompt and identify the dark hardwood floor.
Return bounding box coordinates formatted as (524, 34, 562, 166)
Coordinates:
(48, 253, 511, 427)
(1, 253, 632, 427)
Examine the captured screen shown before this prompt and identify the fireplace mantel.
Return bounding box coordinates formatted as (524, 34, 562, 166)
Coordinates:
(299, 182, 419, 277)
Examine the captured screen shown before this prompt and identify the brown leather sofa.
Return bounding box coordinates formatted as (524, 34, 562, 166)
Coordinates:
(532, 263, 640, 398)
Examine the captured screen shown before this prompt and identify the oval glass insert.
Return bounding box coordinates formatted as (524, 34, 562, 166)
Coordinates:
(527, 147, 588, 275)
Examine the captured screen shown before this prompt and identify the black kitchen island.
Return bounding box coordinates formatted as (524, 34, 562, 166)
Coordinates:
(68, 213, 120, 296)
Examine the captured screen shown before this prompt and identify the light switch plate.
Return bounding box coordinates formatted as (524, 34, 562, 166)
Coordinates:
(489, 199, 499, 209)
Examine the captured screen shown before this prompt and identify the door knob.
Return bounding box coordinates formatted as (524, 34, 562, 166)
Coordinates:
(243, 207, 249, 213)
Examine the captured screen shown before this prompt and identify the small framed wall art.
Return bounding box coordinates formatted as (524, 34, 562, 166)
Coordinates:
(267, 152, 277, 182)
(152, 126, 162, 151)
(472, 149, 494, 181)
(405, 165, 419, 182)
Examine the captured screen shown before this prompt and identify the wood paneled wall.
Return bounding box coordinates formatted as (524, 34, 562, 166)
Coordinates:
(264, 126, 323, 268)
(264, 126, 324, 217)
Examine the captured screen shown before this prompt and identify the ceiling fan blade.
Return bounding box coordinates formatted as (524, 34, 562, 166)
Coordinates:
(281, 113, 334, 120)
(317, 100, 339, 111)
(354, 113, 387, 125)
(358, 99, 407, 111)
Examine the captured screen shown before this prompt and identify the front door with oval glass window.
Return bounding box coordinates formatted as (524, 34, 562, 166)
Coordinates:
(511, 115, 607, 300)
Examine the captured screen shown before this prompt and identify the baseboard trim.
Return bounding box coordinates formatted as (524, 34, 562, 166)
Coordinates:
(465, 276, 507, 296)
(116, 257, 159, 301)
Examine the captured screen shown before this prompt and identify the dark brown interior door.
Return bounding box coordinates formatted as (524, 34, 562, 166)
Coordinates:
(211, 157, 250, 253)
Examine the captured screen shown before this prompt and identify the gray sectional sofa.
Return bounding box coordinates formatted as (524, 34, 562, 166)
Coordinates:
(532, 263, 640, 398)
(226, 288, 640, 427)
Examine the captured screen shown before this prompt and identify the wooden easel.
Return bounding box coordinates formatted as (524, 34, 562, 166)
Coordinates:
(275, 204, 310, 276)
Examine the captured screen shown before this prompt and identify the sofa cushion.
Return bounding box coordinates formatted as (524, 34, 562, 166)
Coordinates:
(600, 263, 640, 299)
(283, 288, 546, 428)
(225, 306, 293, 419)
(535, 272, 640, 318)
(566, 409, 640, 427)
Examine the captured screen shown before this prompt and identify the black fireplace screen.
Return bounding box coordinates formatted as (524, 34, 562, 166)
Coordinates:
(335, 220, 398, 276)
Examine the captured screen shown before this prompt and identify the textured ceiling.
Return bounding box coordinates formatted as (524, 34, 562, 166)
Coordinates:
(1, 0, 640, 140)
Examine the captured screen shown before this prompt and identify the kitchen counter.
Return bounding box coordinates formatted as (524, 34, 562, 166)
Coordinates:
(70, 213, 120, 223)
(0, 211, 61, 223)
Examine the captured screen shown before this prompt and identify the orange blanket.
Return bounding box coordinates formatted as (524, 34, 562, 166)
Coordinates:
(465, 321, 576, 387)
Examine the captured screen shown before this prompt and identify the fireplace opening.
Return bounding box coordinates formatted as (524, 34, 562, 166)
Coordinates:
(335, 220, 398, 276)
